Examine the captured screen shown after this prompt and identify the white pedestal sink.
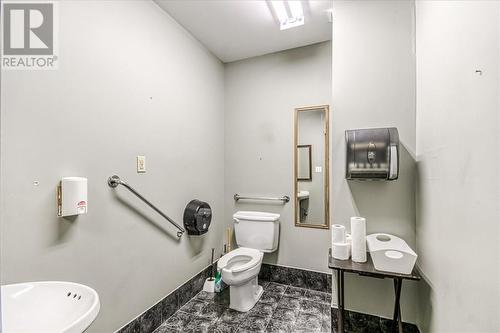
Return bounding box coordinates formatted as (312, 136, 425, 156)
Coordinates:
(1, 281, 100, 333)
(297, 190, 309, 199)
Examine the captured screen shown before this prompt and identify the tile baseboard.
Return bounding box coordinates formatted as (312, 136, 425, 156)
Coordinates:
(259, 263, 333, 293)
(331, 307, 420, 333)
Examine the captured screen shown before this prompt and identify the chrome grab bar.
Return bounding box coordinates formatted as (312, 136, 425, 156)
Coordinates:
(108, 175, 185, 237)
(233, 193, 290, 203)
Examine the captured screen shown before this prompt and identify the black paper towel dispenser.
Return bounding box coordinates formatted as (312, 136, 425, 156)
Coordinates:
(183, 199, 212, 235)
(345, 127, 399, 181)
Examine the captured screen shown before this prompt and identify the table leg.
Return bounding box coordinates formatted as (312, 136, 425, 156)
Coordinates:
(392, 278, 403, 333)
(336, 270, 345, 333)
(341, 272, 345, 311)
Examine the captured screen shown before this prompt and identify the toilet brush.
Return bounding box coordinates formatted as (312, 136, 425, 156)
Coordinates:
(203, 248, 215, 293)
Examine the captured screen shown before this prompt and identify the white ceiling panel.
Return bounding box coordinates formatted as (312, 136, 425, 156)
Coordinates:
(154, 0, 333, 63)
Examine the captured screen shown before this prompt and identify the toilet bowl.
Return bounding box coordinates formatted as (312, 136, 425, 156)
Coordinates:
(218, 247, 264, 312)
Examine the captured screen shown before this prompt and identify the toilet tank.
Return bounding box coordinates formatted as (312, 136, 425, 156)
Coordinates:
(233, 211, 280, 253)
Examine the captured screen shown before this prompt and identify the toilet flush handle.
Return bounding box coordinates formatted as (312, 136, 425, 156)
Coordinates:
(233, 217, 240, 223)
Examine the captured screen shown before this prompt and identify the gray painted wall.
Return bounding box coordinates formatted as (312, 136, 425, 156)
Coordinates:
(415, 1, 500, 332)
(332, 0, 418, 323)
(224, 41, 332, 273)
(0, 1, 225, 332)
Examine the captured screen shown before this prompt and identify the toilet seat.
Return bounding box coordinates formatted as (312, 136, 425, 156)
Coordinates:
(218, 247, 263, 273)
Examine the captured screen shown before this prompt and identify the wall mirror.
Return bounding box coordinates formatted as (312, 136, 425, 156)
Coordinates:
(294, 105, 329, 229)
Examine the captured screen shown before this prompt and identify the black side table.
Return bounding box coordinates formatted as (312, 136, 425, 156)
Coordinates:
(328, 249, 420, 333)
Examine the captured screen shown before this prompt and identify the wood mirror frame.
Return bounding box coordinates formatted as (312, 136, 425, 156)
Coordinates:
(294, 105, 330, 229)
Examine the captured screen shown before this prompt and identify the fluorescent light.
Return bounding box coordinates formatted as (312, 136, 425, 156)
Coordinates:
(270, 0, 305, 31)
(271, 1, 288, 25)
(288, 1, 304, 22)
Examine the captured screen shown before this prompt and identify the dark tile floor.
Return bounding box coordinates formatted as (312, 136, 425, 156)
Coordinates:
(153, 281, 332, 333)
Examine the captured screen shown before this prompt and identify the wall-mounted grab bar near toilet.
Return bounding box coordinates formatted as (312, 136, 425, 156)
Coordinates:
(233, 194, 290, 203)
(108, 175, 185, 237)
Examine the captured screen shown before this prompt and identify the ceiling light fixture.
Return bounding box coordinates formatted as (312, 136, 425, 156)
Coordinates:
(270, 0, 304, 31)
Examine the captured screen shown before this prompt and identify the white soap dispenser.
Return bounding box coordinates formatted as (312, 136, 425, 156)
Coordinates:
(57, 177, 88, 217)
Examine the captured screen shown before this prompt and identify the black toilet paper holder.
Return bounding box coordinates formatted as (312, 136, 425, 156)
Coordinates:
(183, 199, 212, 236)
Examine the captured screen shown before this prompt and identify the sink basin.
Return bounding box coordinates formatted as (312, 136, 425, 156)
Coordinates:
(1, 281, 100, 333)
(297, 190, 309, 199)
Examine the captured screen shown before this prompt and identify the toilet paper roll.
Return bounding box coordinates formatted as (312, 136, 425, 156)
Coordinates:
(351, 217, 367, 263)
(332, 242, 350, 260)
(332, 224, 346, 244)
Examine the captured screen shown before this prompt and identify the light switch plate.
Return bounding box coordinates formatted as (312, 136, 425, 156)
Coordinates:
(137, 156, 146, 173)
(315, 166, 322, 173)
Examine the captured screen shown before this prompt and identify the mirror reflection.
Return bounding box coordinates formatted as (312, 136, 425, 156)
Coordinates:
(297, 145, 312, 181)
(294, 106, 329, 229)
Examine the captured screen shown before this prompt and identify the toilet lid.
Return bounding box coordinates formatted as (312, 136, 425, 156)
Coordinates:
(217, 247, 263, 273)
(233, 211, 280, 222)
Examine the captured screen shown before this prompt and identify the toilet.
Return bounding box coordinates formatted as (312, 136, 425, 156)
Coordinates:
(217, 211, 280, 312)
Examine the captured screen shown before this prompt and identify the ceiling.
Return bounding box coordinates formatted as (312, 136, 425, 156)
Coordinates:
(154, 0, 333, 63)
